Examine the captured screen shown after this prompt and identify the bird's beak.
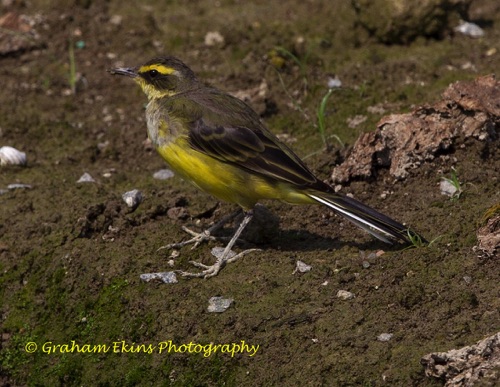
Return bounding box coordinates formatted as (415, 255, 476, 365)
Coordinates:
(108, 67, 138, 78)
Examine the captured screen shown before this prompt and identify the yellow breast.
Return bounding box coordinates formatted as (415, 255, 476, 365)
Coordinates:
(155, 137, 313, 210)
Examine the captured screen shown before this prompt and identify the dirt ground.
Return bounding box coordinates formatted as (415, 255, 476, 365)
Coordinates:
(1, 0, 499, 385)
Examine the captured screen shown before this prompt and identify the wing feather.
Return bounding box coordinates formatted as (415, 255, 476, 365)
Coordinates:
(188, 117, 318, 186)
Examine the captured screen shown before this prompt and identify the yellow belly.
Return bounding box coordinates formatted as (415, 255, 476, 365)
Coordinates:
(156, 138, 314, 210)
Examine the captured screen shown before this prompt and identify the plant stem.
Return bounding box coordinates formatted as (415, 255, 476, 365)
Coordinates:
(69, 39, 76, 94)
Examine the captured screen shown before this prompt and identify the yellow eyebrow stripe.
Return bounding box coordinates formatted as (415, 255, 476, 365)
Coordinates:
(139, 64, 176, 75)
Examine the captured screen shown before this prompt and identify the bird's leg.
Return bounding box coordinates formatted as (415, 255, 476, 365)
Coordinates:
(157, 209, 242, 252)
(178, 209, 260, 278)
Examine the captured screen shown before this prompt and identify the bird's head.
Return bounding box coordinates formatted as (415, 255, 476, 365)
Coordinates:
(109, 56, 197, 99)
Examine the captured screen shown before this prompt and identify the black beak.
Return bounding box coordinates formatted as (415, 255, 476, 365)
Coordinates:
(108, 67, 138, 78)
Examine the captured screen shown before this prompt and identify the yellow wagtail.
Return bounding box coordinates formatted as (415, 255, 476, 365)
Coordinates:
(110, 56, 425, 278)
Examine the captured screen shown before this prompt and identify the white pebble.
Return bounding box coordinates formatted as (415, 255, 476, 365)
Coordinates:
(140, 272, 178, 284)
(336, 290, 355, 300)
(377, 333, 394, 342)
(122, 189, 143, 210)
(153, 169, 174, 180)
(204, 31, 225, 46)
(440, 179, 457, 196)
(109, 15, 123, 25)
(77, 172, 95, 183)
(455, 21, 484, 38)
(207, 296, 233, 313)
(0, 146, 27, 166)
(293, 260, 312, 274)
(7, 183, 32, 190)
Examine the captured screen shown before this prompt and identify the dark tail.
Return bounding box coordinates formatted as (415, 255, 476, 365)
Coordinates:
(308, 192, 426, 244)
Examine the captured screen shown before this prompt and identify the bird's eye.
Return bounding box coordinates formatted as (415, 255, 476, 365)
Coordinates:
(149, 69, 159, 77)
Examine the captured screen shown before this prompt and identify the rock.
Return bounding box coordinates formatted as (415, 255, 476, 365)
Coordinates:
(7, 183, 32, 190)
(455, 21, 484, 38)
(377, 333, 393, 342)
(0, 12, 44, 56)
(77, 172, 95, 183)
(207, 296, 233, 313)
(293, 260, 312, 274)
(337, 290, 355, 300)
(122, 189, 143, 211)
(421, 332, 500, 386)
(153, 169, 174, 180)
(204, 31, 224, 46)
(332, 75, 500, 182)
(140, 272, 178, 284)
(440, 179, 458, 197)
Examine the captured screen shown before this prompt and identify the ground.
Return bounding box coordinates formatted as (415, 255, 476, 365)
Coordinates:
(0, 0, 499, 386)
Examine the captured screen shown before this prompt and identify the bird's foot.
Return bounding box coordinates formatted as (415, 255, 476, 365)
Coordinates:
(157, 211, 241, 252)
(157, 226, 220, 251)
(177, 247, 260, 279)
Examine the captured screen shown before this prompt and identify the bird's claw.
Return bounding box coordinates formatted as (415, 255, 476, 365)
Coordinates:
(157, 226, 218, 252)
(176, 248, 261, 279)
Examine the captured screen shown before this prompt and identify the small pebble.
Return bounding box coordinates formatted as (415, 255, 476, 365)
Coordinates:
(377, 333, 394, 342)
(77, 172, 95, 183)
(140, 272, 178, 284)
(455, 21, 484, 38)
(336, 290, 355, 300)
(440, 179, 457, 197)
(109, 14, 123, 26)
(463, 275, 472, 284)
(0, 146, 27, 166)
(207, 296, 233, 313)
(293, 260, 312, 274)
(153, 169, 174, 180)
(486, 47, 496, 57)
(204, 31, 225, 46)
(7, 183, 32, 190)
(122, 189, 143, 210)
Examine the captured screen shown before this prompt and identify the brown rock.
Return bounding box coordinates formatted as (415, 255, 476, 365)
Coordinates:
(421, 332, 500, 386)
(332, 75, 499, 182)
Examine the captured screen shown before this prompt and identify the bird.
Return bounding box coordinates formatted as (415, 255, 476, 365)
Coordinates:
(109, 55, 425, 278)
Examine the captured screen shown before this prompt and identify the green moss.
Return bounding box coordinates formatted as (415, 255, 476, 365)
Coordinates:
(0, 327, 38, 379)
